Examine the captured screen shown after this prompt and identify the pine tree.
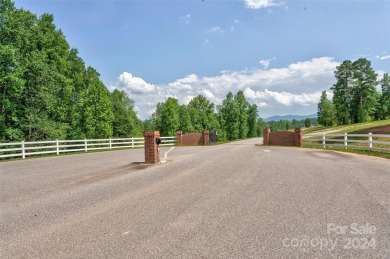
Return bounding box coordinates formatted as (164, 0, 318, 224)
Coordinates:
(317, 91, 336, 126)
(234, 91, 249, 139)
(380, 73, 390, 119)
(247, 104, 258, 138)
(332, 60, 353, 125)
(350, 58, 378, 122)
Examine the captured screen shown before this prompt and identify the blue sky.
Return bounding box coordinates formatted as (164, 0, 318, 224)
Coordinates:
(14, 0, 390, 119)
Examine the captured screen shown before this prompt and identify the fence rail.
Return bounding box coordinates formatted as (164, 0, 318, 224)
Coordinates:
(303, 133, 390, 152)
(0, 136, 176, 159)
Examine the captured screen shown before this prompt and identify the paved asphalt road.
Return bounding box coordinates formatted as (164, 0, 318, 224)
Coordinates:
(1, 138, 390, 258)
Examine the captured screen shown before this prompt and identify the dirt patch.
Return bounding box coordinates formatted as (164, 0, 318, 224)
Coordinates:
(356, 124, 390, 134)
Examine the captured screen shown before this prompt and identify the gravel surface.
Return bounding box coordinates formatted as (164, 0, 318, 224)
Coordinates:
(1, 138, 390, 258)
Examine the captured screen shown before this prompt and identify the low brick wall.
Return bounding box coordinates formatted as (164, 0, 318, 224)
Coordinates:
(176, 130, 209, 145)
(263, 128, 302, 147)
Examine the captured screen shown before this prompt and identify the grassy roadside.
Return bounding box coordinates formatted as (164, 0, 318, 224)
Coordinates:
(302, 119, 390, 159)
(302, 119, 390, 134)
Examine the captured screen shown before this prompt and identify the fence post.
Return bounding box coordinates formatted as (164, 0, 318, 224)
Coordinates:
(22, 141, 25, 159)
(85, 139, 88, 152)
(322, 133, 326, 148)
(109, 138, 112, 150)
(56, 139, 59, 155)
(344, 133, 348, 149)
(131, 137, 134, 149)
(368, 132, 372, 150)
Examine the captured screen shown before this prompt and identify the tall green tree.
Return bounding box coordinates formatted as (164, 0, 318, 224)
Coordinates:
(160, 97, 180, 136)
(317, 91, 336, 126)
(188, 95, 217, 132)
(247, 104, 258, 138)
(379, 73, 390, 119)
(83, 67, 113, 138)
(234, 91, 249, 139)
(350, 58, 378, 122)
(143, 118, 157, 131)
(304, 118, 311, 128)
(218, 92, 240, 140)
(150, 102, 163, 132)
(0, 1, 121, 141)
(331, 58, 380, 124)
(178, 104, 194, 133)
(332, 60, 353, 125)
(256, 118, 265, 137)
(111, 89, 142, 137)
(0, 44, 24, 140)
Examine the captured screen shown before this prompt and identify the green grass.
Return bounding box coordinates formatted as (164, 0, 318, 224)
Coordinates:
(303, 119, 390, 158)
(302, 119, 390, 134)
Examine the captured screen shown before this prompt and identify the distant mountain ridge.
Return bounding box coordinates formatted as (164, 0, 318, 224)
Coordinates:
(263, 114, 317, 122)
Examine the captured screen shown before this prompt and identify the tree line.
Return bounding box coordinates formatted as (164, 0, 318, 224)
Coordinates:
(1, 1, 266, 142)
(5, 0, 361, 143)
(1, 0, 143, 141)
(144, 93, 319, 140)
(265, 118, 318, 132)
(145, 91, 264, 141)
(317, 58, 390, 126)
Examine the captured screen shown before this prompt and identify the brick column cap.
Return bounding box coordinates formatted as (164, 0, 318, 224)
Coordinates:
(144, 131, 160, 137)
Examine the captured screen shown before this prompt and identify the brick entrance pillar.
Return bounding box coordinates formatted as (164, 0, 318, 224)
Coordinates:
(144, 131, 160, 164)
(176, 130, 183, 146)
(263, 127, 270, 145)
(203, 130, 209, 145)
(294, 128, 302, 147)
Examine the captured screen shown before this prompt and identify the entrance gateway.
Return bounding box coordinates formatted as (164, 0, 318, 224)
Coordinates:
(209, 129, 217, 144)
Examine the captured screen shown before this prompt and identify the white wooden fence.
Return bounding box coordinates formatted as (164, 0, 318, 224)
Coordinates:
(303, 133, 390, 152)
(0, 136, 176, 159)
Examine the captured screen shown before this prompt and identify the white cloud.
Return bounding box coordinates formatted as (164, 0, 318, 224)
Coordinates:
(183, 95, 195, 105)
(201, 89, 215, 99)
(259, 59, 271, 69)
(117, 72, 155, 94)
(147, 109, 155, 116)
(256, 101, 268, 107)
(244, 0, 285, 9)
(244, 87, 321, 106)
(201, 57, 338, 93)
(376, 55, 390, 60)
(378, 70, 386, 78)
(168, 81, 193, 91)
(110, 57, 342, 119)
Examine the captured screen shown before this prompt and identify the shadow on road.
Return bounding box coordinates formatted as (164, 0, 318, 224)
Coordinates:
(224, 143, 259, 146)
